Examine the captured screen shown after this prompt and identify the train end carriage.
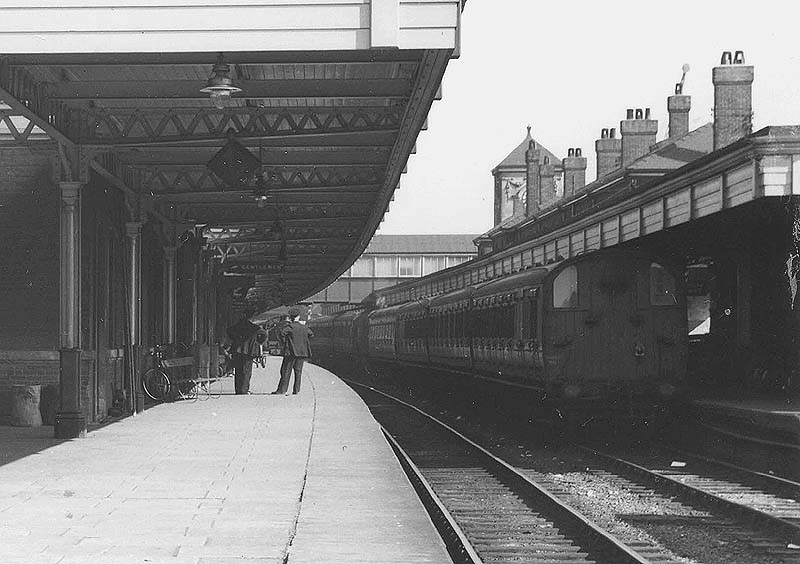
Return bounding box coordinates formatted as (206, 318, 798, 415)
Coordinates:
(331, 310, 362, 357)
(468, 268, 548, 387)
(540, 250, 687, 406)
(366, 304, 403, 361)
(427, 287, 474, 369)
(396, 299, 430, 364)
(306, 314, 335, 357)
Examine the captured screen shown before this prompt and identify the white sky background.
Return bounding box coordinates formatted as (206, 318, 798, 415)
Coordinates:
(377, 0, 800, 235)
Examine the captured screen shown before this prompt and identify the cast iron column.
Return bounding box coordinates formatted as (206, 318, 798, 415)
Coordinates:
(56, 181, 86, 439)
(126, 222, 143, 413)
(163, 246, 177, 344)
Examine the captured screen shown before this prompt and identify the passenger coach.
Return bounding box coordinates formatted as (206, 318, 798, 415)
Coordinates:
(310, 249, 687, 407)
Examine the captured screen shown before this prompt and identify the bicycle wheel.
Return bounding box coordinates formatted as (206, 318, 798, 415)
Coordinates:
(142, 368, 171, 401)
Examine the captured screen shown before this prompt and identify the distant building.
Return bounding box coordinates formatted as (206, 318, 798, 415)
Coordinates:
(309, 234, 477, 310)
(491, 126, 564, 226)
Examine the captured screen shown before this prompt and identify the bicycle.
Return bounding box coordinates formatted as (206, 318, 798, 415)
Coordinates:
(217, 344, 235, 379)
(142, 343, 198, 402)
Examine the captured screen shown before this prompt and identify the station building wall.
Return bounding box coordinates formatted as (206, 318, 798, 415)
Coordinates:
(0, 146, 137, 421)
(0, 144, 60, 416)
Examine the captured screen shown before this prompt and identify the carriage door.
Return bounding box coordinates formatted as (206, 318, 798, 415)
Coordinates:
(586, 258, 640, 391)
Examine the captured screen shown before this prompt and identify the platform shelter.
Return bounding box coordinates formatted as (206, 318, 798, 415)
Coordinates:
(0, 1, 464, 437)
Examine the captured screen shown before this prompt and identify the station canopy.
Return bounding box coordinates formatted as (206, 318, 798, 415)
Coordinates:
(0, 1, 462, 311)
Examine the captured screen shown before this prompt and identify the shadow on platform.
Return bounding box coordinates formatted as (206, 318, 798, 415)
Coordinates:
(0, 424, 67, 469)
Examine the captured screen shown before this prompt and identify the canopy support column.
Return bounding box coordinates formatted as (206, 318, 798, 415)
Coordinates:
(56, 181, 86, 439)
(126, 222, 143, 413)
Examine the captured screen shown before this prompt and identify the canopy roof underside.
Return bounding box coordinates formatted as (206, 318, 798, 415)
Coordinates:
(0, 45, 454, 310)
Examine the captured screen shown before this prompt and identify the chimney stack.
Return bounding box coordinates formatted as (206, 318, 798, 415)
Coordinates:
(620, 107, 658, 165)
(562, 147, 587, 198)
(668, 82, 691, 139)
(539, 155, 556, 208)
(595, 127, 622, 179)
(713, 50, 753, 150)
(525, 139, 541, 216)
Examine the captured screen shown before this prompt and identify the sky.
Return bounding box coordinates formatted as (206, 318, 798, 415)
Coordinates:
(376, 0, 800, 235)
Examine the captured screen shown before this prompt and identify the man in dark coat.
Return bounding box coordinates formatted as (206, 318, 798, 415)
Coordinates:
(226, 313, 267, 395)
(272, 306, 313, 395)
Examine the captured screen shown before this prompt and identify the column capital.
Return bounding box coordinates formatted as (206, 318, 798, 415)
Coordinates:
(125, 221, 142, 239)
(59, 181, 84, 205)
(163, 245, 178, 262)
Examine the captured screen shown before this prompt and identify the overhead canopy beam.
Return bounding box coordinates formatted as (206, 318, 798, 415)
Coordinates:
(149, 183, 381, 200)
(92, 129, 400, 150)
(49, 79, 411, 102)
(118, 146, 390, 166)
(152, 191, 376, 204)
(3, 50, 426, 67)
(0, 85, 73, 147)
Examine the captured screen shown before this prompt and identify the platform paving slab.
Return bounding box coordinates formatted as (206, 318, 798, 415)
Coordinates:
(0, 358, 452, 564)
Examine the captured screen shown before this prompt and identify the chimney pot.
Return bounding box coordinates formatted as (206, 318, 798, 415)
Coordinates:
(675, 82, 682, 95)
(734, 50, 745, 64)
(621, 108, 658, 165)
(525, 138, 541, 217)
(712, 52, 754, 149)
(563, 147, 587, 198)
(596, 128, 622, 179)
(668, 89, 691, 139)
(601, 128, 609, 139)
(626, 109, 634, 119)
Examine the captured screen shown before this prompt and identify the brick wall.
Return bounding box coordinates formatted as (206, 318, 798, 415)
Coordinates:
(0, 144, 60, 350)
(0, 351, 58, 416)
(0, 351, 100, 420)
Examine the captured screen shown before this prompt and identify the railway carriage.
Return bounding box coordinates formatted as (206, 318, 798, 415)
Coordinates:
(427, 287, 474, 369)
(468, 269, 544, 384)
(307, 315, 334, 356)
(309, 249, 687, 409)
(367, 304, 402, 360)
(332, 310, 361, 355)
(396, 300, 429, 364)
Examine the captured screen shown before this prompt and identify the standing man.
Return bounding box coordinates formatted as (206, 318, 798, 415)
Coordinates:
(226, 312, 267, 395)
(272, 306, 313, 395)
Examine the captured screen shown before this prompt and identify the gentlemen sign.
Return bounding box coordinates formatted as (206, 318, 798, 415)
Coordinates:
(228, 262, 285, 274)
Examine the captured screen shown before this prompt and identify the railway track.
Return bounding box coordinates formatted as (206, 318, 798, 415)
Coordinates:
(346, 376, 800, 563)
(349, 380, 660, 564)
(577, 444, 800, 554)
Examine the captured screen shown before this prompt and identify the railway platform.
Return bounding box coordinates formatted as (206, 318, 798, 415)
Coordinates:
(689, 396, 800, 442)
(0, 358, 452, 564)
(681, 395, 800, 480)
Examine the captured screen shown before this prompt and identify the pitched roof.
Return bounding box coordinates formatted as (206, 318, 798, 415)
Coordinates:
(365, 234, 478, 254)
(628, 123, 713, 171)
(493, 127, 561, 171)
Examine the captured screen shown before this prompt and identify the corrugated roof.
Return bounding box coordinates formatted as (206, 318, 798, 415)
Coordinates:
(365, 234, 478, 254)
(494, 127, 561, 171)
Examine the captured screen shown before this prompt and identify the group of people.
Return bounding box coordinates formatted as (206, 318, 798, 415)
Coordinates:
(225, 306, 313, 395)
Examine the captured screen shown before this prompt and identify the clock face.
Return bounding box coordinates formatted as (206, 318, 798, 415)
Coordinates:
(553, 173, 564, 198)
(500, 175, 526, 220)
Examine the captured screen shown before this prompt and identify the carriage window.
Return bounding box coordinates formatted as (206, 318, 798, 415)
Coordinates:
(650, 262, 677, 306)
(686, 261, 712, 336)
(553, 266, 579, 308)
(522, 288, 538, 339)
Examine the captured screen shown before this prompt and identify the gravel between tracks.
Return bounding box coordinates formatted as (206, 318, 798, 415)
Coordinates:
(344, 364, 797, 564)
